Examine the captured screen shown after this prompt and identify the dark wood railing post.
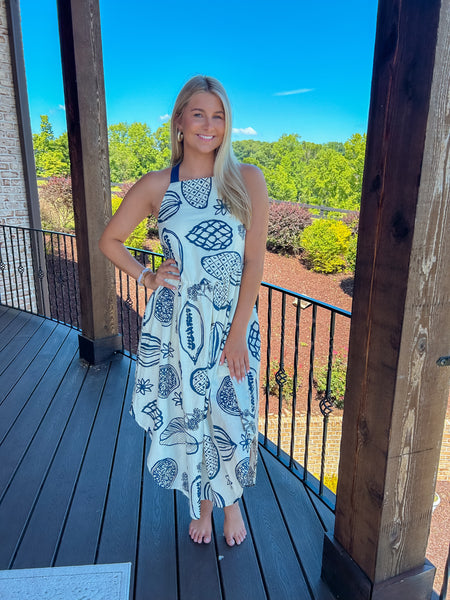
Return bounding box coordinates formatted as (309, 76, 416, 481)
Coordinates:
(57, 0, 120, 363)
(321, 1, 450, 598)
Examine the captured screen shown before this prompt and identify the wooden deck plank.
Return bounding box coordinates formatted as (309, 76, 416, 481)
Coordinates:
(176, 489, 223, 600)
(133, 438, 178, 600)
(10, 361, 110, 569)
(261, 446, 336, 600)
(0, 353, 88, 568)
(0, 310, 36, 365)
(96, 361, 146, 596)
(0, 312, 338, 600)
(213, 502, 268, 600)
(305, 487, 335, 534)
(0, 323, 73, 439)
(0, 330, 79, 495)
(50, 357, 131, 567)
(0, 318, 59, 399)
(243, 451, 312, 599)
(0, 306, 21, 330)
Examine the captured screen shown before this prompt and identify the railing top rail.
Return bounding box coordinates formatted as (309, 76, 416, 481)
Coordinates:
(0, 223, 76, 238)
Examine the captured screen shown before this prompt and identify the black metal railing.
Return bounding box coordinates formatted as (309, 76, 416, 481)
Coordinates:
(0, 223, 352, 509)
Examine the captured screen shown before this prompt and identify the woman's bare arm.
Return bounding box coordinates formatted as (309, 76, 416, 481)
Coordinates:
(99, 169, 180, 290)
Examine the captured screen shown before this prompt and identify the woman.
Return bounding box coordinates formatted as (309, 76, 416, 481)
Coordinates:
(99, 75, 269, 547)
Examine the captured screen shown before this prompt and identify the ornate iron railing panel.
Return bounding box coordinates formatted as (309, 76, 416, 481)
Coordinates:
(0, 224, 352, 509)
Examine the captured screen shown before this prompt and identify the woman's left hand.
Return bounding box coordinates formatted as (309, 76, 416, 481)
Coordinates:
(219, 329, 249, 383)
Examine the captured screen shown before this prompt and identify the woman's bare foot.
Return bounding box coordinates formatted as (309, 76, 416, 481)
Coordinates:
(189, 499, 213, 544)
(223, 501, 247, 546)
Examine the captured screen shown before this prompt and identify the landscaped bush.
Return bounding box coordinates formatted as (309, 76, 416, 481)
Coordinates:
(39, 176, 75, 232)
(315, 353, 347, 409)
(300, 219, 352, 273)
(267, 202, 312, 255)
(111, 195, 147, 249)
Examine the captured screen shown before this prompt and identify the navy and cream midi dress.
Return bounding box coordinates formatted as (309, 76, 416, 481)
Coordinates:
(131, 164, 260, 519)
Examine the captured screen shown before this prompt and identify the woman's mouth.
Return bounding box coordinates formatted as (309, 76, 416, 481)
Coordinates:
(197, 134, 214, 141)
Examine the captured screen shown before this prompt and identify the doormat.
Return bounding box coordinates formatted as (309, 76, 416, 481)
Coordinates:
(0, 563, 131, 600)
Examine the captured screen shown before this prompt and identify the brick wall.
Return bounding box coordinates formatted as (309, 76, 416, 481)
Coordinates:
(259, 413, 450, 482)
(0, 2, 36, 310)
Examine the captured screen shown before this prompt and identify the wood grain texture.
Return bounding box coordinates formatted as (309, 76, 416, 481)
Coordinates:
(56, 0, 117, 343)
(332, 0, 449, 587)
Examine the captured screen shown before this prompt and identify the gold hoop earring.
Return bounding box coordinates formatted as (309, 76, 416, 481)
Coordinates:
(177, 130, 184, 143)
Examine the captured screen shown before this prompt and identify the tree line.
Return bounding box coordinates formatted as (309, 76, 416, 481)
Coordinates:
(33, 115, 365, 210)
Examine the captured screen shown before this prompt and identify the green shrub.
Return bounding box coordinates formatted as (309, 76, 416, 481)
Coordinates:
(111, 195, 147, 249)
(267, 202, 312, 255)
(300, 219, 351, 273)
(346, 234, 358, 272)
(39, 176, 74, 232)
(315, 353, 347, 409)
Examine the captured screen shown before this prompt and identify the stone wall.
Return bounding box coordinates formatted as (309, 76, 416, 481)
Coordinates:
(0, 1, 36, 311)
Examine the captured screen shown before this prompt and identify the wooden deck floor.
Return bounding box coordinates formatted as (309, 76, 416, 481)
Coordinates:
(0, 306, 336, 600)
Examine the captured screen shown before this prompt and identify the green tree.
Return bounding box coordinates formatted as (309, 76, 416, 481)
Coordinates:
(33, 115, 70, 177)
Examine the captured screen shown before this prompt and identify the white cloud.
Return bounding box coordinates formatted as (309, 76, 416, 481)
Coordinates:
(159, 113, 170, 121)
(232, 127, 257, 135)
(58, 104, 66, 111)
(273, 88, 314, 96)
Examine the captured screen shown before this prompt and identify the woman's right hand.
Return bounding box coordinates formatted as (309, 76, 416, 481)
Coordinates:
(144, 258, 180, 291)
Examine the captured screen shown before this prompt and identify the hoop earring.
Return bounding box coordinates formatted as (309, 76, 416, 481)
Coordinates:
(177, 130, 184, 143)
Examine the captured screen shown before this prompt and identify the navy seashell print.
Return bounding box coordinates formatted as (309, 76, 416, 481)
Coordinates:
(160, 228, 183, 275)
(179, 301, 204, 364)
(186, 220, 233, 251)
(181, 178, 211, 209)
(158, 364, 180, 398)
(154, 288, 175, 326)
(190, 368, 210, 395)
(138, 333, 161, 368)
(158, 190, 182, 222)
(151, 458, 178, 489)
(217, 376, 241, 416)
(201, 251, 242, 284)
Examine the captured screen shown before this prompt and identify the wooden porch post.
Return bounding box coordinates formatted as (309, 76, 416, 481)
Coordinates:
(321, 1, 450, 598)
(56, 0, 120, 363)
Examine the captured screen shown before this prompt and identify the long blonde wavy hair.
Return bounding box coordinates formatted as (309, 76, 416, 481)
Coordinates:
(170, 76, 252, 228)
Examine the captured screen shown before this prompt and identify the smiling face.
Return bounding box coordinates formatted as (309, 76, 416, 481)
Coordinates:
(177, 92, 226, 157)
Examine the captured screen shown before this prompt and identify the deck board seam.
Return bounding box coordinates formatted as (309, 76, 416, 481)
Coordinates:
(241, 492, 270, 600)
(51, 362, 113, 566)
(6, 354, 90, 569)
(259, 447, 317, 599)
(94, 359, 133, 565)
(0, 325, 73, 443)
(0, 346, 80, 504)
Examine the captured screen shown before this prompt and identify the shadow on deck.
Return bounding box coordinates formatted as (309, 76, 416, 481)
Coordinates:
(0, 305, 336, 600)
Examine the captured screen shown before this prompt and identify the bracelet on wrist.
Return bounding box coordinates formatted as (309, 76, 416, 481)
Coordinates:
(137, 267, 153, 286)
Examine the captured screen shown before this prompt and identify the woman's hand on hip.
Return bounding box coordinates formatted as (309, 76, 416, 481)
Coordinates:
(144, 259, 180, 291)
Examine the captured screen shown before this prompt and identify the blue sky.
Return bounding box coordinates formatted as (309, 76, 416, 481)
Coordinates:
(19, 0, 378, 144)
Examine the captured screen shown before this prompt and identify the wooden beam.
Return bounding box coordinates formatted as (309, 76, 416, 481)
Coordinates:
(322, 0, 450, 598)
(56, 0, 120, 363)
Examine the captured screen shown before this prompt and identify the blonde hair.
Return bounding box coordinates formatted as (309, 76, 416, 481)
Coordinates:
(170, 75, 251, 228)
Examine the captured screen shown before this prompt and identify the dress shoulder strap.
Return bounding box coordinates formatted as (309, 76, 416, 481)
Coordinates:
(170, 163, 180, 183)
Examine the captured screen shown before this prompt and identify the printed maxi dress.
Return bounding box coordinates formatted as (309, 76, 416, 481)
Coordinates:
(131, 164, 261, 519)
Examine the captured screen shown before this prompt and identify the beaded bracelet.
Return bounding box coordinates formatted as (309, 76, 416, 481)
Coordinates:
(137, 267, 152, 286)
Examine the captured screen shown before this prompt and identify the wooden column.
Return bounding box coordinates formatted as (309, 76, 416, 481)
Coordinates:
(322, 0, 450, 598)
(57, 0, 120, 363)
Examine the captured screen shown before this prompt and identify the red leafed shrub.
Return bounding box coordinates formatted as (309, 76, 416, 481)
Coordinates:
(342, 210, 360, 234)
(267, 202, 312, 255)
